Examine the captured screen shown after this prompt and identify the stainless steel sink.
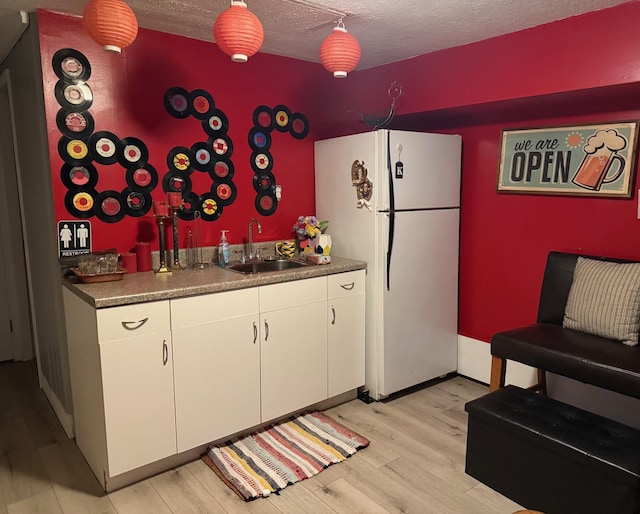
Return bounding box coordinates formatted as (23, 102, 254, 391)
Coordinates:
(227, 259, 310, 274)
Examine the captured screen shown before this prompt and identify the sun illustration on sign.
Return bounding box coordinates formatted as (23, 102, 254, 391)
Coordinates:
(565, 131, 584, 149)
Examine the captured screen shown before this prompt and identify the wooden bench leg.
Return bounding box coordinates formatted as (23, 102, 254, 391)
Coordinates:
(490, 355, 506, 392)
(525, 369, 547, 395)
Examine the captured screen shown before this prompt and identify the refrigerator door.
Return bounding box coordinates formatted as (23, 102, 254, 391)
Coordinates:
(377, 207, 459, 397)
(377, 130, 462, 211)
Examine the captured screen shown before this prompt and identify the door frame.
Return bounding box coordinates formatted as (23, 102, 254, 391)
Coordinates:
(0, 68, 33, 361)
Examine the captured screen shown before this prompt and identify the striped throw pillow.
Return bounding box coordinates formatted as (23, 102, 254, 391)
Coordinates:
(563, 257, 640, 346)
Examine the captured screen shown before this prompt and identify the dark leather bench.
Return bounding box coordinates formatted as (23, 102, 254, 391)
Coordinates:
(490, 251, 640, 398)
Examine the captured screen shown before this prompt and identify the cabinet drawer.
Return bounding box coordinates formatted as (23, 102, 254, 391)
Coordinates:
(170, 288, 259, 329)
(97, 301, 170, 342)
(260, 276, 326, 312)
(328, 270, 365, 299)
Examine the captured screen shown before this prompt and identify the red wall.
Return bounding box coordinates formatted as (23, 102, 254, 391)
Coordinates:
(38, 10, 334, 253)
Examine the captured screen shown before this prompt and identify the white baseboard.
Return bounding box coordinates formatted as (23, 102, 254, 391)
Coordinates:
(457, 335, 537, 388)
(40, 374, 74, 438)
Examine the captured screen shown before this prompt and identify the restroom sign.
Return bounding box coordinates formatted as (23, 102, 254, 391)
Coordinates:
(58, 220, 92, 258)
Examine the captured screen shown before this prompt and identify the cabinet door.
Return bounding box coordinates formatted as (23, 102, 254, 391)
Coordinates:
(100, 331, 176, 476)
(260, 302, 327, 422)
(172, 314, 261, 452)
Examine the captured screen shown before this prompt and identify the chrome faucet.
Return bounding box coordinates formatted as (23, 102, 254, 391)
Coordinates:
(248, 217, 262, 260)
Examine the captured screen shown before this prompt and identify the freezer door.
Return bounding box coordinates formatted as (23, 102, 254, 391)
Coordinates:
(378, 208, 459, 397)
(378, 130, 461, 211)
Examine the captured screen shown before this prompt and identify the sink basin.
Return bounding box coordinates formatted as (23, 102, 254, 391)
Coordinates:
(228, 259, 310, 274)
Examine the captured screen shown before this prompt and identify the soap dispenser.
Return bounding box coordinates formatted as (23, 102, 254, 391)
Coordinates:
(218, 230, 229, 267)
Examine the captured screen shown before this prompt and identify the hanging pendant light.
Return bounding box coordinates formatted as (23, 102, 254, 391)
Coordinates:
(319, 18, 361, 78)
(213, 0, 264, 63)
(83, 0, 138, 53)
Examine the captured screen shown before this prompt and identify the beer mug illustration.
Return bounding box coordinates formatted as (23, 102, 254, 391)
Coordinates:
(572, 129, 627, 191)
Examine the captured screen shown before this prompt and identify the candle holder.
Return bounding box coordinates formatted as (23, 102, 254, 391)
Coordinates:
(154, 214, 172, 274)
(170, 204, 185, 270)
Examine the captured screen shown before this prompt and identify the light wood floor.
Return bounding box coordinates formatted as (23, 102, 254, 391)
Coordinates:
(0, 360, 522, 513)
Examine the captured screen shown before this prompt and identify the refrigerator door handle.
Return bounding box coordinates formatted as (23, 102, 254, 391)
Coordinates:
(386, 131, 395, 291)
(386, 211, 395, 291)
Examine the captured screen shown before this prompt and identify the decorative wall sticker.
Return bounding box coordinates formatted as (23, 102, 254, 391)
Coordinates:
(351, 160, 373, 211)
(248, 104, 309, 216)
(162, 87, 236, 221)
(53, 48, 157, 223)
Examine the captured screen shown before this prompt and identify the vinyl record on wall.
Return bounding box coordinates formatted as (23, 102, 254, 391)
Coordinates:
(289, 113, 309, 139)
(65, 189, 96, 218)
(190, 89, 215, 120)
(202, 110, 229, 136)
(118, 137, 149, 167)
(52, 48, 91, 83)
(88, 131, 121, 165)
(95, 190, 126, 223)
(61, 163, 98, 189)
(58, 136, 91, 166)
(56, 109, 95, 139)
(248, 127, 271, 151)
(252, 105, 274, 131)
(177, 192, 198, 221)
(198, 193, 222, 222)
(255, 192, 277, 216)
(273, 104, 292, 132)
(212, 180, 237, 206)
(126, 164, 158, 192)
(55, 81, 94, 112)
(190, 142, 213, 172)
(209, 158, 234, 181)
(210, 135, 233, 157)
(164, 87, 191, 119)
(123, 188, 152, 217)
(162, 171, 192, 196)
(251, 151, 273, 172)
(167, 146, 194, 174)
(253, 171, 275, 193)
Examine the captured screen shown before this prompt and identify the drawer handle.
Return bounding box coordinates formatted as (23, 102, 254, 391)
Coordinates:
(264, 319, 269, 342)
(162, 339, 168, 366)
(340, 282, 355, 290)
(121, 317, 149, 330)
(253, 322, 257, 344)
(331, 306, 336, 325)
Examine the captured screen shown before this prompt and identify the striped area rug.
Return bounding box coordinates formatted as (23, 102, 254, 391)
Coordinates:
(202, 411, 369, 500)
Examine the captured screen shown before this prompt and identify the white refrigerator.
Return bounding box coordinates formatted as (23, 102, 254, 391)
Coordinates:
(315, 129, 461, 400)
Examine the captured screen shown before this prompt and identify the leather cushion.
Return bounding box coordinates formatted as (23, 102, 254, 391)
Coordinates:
(491, 324, 640, 399)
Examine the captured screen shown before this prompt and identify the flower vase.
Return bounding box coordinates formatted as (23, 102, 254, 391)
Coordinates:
(298, 235, 318, 254)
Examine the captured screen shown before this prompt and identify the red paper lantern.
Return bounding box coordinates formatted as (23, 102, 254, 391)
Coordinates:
(83, 0, 138, 53)
(319, 21, 361, 78)
(213, 1, 264, 63)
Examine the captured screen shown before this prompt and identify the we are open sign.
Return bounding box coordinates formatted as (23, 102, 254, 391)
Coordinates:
(497, 122, 639, 197)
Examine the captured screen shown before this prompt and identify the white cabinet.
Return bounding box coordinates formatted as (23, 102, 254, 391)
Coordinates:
(259, 277, 327, 421)
(327, 270, 366, 397)
(171, 288, 260, 452)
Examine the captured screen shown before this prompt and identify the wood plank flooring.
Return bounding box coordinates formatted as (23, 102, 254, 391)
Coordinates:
(0, 360, 522, 513)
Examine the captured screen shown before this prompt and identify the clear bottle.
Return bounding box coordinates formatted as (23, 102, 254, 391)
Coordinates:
(218, 230, 230, 267)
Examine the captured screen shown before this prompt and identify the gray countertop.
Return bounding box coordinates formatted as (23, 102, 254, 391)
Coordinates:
(63, 256, 367, 308)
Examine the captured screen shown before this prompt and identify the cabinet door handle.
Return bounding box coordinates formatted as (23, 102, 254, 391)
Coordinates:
(162, 339, 168, 366)
(331, 305, 336, 325)
(340, 282, 355, 290)
(264, 319, 269, 341)
(121, 317, 149, 330)
(253, 322, 257, 344)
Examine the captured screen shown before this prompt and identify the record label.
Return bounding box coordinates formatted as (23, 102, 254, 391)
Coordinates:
(70, 166, 90, 185)
(73, 192, 94, 212)
(101, 196, 121, 216)
(213, 161, 230, 178)
(173, 153, 190, 171)
(96, 137, 116, 158)
(195, 148, 211, 165)
(217, 183, 232, 200)
(67, 140, 88, 160)
(208, 116, 222, 130)
(123, 144, 142, 163)
(65, 112, 87, 133)
(126, 191, 145, 209)
(212, 138, 228, 155)
(193, 96, 210, 114)
(254, 153, 270, 170)
(202, 198, 218, 215)
(133, 168, 152, 187)
(170, 93, 188, 113)
(275, 110, 289, 127)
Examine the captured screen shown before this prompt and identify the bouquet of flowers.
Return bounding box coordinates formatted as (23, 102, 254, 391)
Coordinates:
(293, 215, 329, 239)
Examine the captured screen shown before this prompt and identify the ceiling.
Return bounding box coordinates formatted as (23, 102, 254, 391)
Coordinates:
(0, 0, 635, 69)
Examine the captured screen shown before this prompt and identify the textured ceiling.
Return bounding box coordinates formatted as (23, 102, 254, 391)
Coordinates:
(0, 0, 635, 69)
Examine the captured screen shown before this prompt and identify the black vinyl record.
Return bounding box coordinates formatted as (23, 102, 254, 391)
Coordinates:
(164, 87, 191, 119)
(52, 48, 92, 83)
(162, 171, 192, 196)
(253, 171, 275, 193)
(191, 141, 214, 172)
(255, 192, 277, 216)
(167, 146, 194, 174)
(253, 105, 274, 131)
(58, 136, 91, 166)
(190, 89, 215, 120)
(118, 137, 149, 167)
(89, 131, 122, 165)
(289, 112, 310, 140)
(209, 135, 233, 158)
(61, 163, 98, 189)
(209, 158, 234, 181)
(123, 188, 152, 217)
(273, 104, 292, 132)
(198, 193, 222, 222)
(250, 150, 273, 173)
(56, 109, 95, 139)
(95, 190, 126, 223)
(202, 109, 229, 137)
(248, 127, 272, 151)
(55, 80, 93, 112)
(177, 192, 199, 221)
(64, 189, 97, 218)
(126, 164, 158, 192)
(212, 180, 237, 207)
